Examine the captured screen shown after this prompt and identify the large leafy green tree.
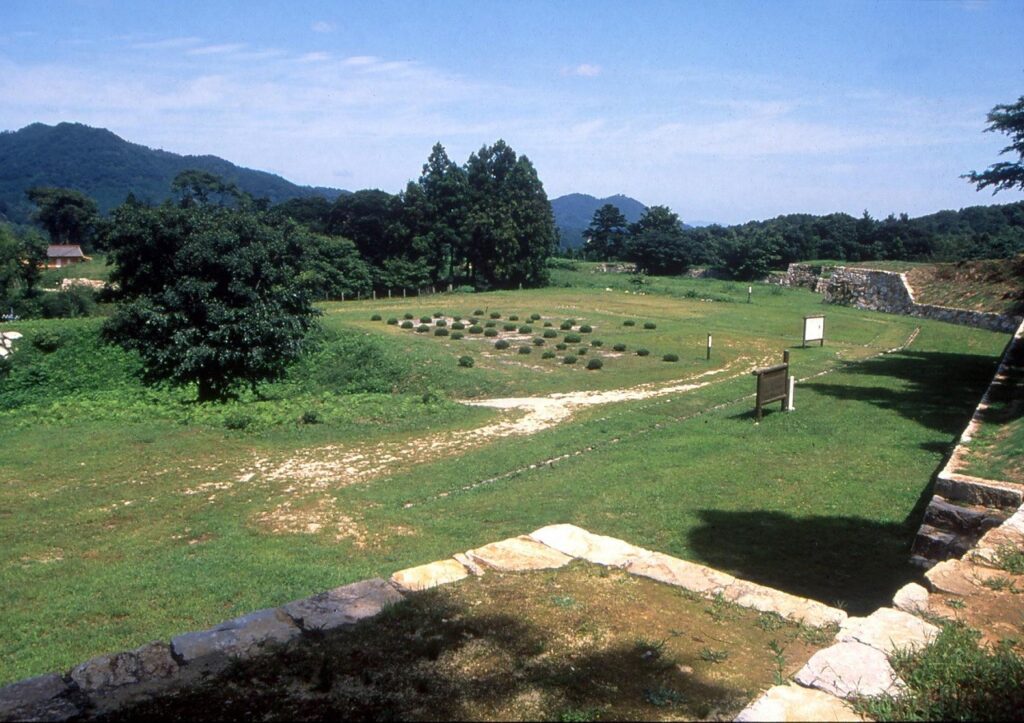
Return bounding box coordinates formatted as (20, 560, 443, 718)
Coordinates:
(25, 187, 99, 249)
(584, 204, 629, 261)
(414, 143, 470, 283)
(964, 95, 1024, 194)
(103, 202, 318, 401)
(624, 205, 701, 274)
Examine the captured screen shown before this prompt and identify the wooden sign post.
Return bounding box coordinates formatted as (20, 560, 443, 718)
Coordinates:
(752, 350, 791, 422)
(802, 315, 825, 348)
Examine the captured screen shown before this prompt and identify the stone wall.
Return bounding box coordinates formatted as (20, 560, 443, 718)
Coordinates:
(772, 263, 836, 291)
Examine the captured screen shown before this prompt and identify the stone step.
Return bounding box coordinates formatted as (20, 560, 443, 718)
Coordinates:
(911, 524, 972, 563)
(935, 476, 1023, 509)
(923, 495, 1011, 536)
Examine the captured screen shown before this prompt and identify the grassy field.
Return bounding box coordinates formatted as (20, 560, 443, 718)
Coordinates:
(0, 268, 1010, 684)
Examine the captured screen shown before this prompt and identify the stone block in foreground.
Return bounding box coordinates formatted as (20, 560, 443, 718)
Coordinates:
(836, 607, 937, 654)
(284, 578, 405, 630)
(466, 535, 573, 571)
(171, 607, 301, 675)
(69, 642, 179, 715)
(723, 579, 847, 628)
(0, 673, 80, 722)
(530, 523, 651, 566)
(390, 559, 471, 592)
(625, 551, 735, 596)
(891, 582, 929, 615)
(794, 642, 904, 699)
(735, 683, 865, 722)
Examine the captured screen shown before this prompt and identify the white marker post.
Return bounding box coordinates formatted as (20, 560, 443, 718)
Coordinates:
(787, 376, 795, 411)
(747, 286, 752, 303)
(706, 333, 712, 360)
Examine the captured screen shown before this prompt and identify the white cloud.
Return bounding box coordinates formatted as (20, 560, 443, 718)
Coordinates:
(563, 63, 601, 77)
(186, 43, 247, 56)
(131, 36, 203, 50)
(311, 21, 335, 33)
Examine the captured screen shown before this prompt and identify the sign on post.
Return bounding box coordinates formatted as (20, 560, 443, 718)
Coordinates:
(802, 315, 825, 348)
(752, 350, 791, 422)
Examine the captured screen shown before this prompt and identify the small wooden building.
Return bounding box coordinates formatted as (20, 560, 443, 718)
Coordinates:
(45, 245, 91, 269)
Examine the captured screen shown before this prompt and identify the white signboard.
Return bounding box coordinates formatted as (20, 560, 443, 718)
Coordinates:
(803, 315, 825, 346)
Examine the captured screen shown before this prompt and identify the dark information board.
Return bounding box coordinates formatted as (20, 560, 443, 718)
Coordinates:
(752, 351, 791, 421)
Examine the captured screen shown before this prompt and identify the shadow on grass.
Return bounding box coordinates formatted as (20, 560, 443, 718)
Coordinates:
(687, 509, 921, 616)
(107, 591, 744, 722)
(802, 350, 999, 436)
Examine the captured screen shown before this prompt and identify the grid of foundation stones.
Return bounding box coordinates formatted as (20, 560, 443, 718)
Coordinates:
(774, 262, 1022, 334)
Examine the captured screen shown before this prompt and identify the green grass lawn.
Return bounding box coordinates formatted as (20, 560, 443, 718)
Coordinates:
(0, 276, 1009, 684)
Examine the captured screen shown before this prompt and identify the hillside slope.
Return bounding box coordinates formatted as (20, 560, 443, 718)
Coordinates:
(0, 122, 346, 223)
(551, 193, 648, 249)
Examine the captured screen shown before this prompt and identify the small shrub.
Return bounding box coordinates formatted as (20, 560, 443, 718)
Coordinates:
(542, 351, 556, 359)
(416, 324, 430, 333)
(495, 339, 510, 350)
(556, 342, 567, 350)
(420, 315, 432, 323)
(560, 320, 574, 330)
(473, 309, 484, 316)
(565, 333, 581, 343)
(452, 315, 462, 322)
(503, 323, 517, 331)
(533, 337, 545, 346)
(644, 322, 657, 330)
(386, 317, 398, 325)
(579, 324, 593, 333)
(435, 319, 447, 327)
(518, 345, 532, 354)
(543, 321, 553, 327)
(489, 311, 501, 319)
(403, 312, 414, 320)
(224, 413, 253, 430)
(663, 353, 679, 362)
(591, 339, 603, 347)
(623, 319, 636, 326)
(400, 320, 414, 329)
(586, 357, 603, 370)
(484, 328, 498, 337)
(458, 355, 474, 368)
(469, 325, 483, 334)
(613, 343, 626, 351)
(433, 311, 443, 318)
(530, 313, 541, 321)
(577, 347, 587, 355)
(434, 328, 449, 336)
(451, 321, 465, 330)
(518, 325, 533, 334)
(508, 314, 519, 321)
(485, 320, 497, 328)
(301, 410, 322, 425)
(31, 331, 64, 353)
(370, 314, 382, 321)
(562, 354, 578, 364)
(636, 348, 650, 356)
(543, 329, 558, 338)
(451, 331, 464, 340)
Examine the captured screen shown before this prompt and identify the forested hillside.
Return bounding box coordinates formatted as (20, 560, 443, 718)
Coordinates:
(0, 123, 345, 224)
(551, 193, 647, 249)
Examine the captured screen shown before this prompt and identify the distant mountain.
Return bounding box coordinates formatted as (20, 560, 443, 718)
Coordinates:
(550, 193, 649, 249)
(0, 122, 346, 224)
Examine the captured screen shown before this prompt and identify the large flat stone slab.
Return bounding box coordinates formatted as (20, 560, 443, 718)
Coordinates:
(624, 551, 735, 596)
(390, 559, 470, 592)
(735, 683, 865, 722)
(283, 578, 404, 631)
(925, 559, 983, 596)
(892, 582, 929, 615)
(794, 641, 905, 699)
(529, 524, 651, 566)
(69, 642, 179, 715)
(465, 535, 573, 571)
(837, 607, 937, 654)
(171, 607, 300, 675)
(723, 580, 847, 628)
(0, 672, 80, 722)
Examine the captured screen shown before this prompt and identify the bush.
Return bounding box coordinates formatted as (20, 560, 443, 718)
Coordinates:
(644, 322, 657, 330)
(613, 343, 626, 351)
(386, 317, 398, 325)
(473, 309, 484, 316)
(586, 358, 603, 370)
(402, 313, 413, 320)
(301, 410, 322, 425)
(663, 353, 679, 362)
(577, 347, 587, 355)
(484, 328, 498, 337)
(469, 325, 483, 334)
(434, 328, 449, 336)
(452, 315, 462, 322)
(420, 315, 432, 323)
(508, 314, 519, 321)
(591, 339, 603, 347)
(451, 331, 464, 340)
(416, 324, 430, 333)
(495, 339, 510, 350)
(623, 319, 636, 326)
(565, 333, 581, 343)
(400, 320, 414, 329)
(543, 321, 552, 327)
(560, 320, 574, 330)
(32, 331, 64, 353)
(579, 324, 593, 333)
(532, 337, 545, 346)
(503, 323, 517, 331)
(451, 321, 465, 330)
(530, 313, 541, 321)
(518, 345, 531, 354)
(485, 320, 497, 328)
(488, 311, 500, 319)
(556, 342, 567, 350)
(370, 314, 382, 321)
(518, 325, 533, 334)
(433, 311, 444, 318)
(562, 354, 577, 364)
(543, 329, 558, 338)
(636, 348, 650, 356)
(435, 319, 447, 327)
(40, 288, 97, 319)
(458, 355, 474, 368)
(542, 351, 556, 359)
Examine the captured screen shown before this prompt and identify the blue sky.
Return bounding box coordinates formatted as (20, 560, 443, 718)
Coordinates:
(1, 0, 1022, 224)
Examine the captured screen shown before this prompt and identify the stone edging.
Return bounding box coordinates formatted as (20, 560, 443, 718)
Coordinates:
(0, 524, 847, 722)
(0, 331, 21, 359)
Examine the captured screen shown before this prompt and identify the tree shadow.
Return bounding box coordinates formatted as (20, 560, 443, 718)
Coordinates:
(802, 350, 1000, 436)
(686, 509, 923, 616)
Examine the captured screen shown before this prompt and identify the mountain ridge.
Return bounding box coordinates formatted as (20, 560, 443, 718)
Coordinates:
(550, 192, 649, 249)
